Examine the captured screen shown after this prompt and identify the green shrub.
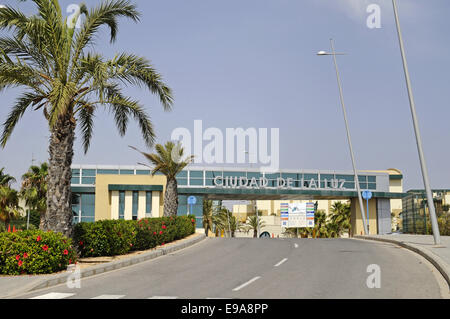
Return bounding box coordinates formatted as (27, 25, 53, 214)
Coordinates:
(0, 230, 77, 275)
(74, 220, 136, 257)
(74, 216, 196, 257)
(132, 215, 196, 251)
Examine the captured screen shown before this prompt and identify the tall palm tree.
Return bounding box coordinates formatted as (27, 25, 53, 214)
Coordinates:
(0, 1, 173, 237)
(246, 215, 266, 238)
(20, 162, 48, 229)
(0, 168, 16, 187)
(0, 186, 21, 230)
(131, 142, 194, 217)
(202, 199, 213, 236)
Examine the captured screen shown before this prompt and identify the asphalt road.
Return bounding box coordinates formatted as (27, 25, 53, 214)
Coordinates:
(15, 238, 443, 299)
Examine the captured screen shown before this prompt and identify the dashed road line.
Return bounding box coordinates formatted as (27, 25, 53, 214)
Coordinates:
(91, 295, 125, 299)
(274, 258, 288, 267)
(30, 293, 75, 299)
(232, 276, 261, 292)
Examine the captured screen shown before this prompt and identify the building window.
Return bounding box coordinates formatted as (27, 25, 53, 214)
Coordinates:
(146, 191, 152, 216)
(119, 191, 125, 220)
(72, 193, 95, 223)
(132, 191, 138, 220)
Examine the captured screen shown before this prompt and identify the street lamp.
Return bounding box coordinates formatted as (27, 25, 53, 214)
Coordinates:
(317, 39, 369, 235)
(391, 0, 441, 245)
(245, 150, 260, 237)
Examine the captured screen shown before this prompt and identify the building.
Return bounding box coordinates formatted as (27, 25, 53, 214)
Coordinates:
(401, 189, 450, 234)
(71, 165, 404, 235)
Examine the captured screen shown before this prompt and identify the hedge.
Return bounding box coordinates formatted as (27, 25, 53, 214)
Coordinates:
(0, 230, 77, 275)
(74, 215, 196, 258)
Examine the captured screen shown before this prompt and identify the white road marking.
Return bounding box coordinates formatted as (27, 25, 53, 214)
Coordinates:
(232, 276, 261, 292)
(274, 258, 288, 267)
(294, 243, 299, 248)
(206, 298, 232, 299)
(30, 293, 75, 299)
(91, 295, 125, 299)
(148, 296, 178, 299)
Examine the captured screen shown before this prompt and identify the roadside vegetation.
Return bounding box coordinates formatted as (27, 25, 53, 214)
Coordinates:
(0, 0, 173, 237)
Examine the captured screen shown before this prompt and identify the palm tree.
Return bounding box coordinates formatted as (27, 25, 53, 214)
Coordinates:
(0, 1, 173, 237)
(0, 168, 16, 187)
(313, 210, 329, 238)
(330, 201, 352, 237)
(20, 163, 48, 229)
(0, 186, 21, 230)
(202, 199, 213, 236)
(212, 207, 243, 238)
(246, 215, 266, 238)
(131, 142, 194, 217)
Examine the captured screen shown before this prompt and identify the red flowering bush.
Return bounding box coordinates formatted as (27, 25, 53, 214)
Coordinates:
(0, 230, 76, 275)
(131, 215, 196, 251)
(74, 220, 136, 257)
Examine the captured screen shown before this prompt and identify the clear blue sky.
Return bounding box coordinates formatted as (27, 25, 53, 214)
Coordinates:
(0, 0, 449, 191)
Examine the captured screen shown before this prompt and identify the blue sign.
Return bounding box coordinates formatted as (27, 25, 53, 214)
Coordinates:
(187, 196, 197, 205)
(362, 190, 372, 200)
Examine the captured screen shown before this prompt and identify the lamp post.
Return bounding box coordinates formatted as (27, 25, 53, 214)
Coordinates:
(317, 39, 368, 235)
(245, 150, 260, 237)
(391, 0, 440, 245)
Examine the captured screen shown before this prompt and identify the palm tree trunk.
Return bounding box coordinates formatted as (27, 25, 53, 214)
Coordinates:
(164, 178, 178, 217)
(45, 114, 76, 238)
(253, 229, 257, 238)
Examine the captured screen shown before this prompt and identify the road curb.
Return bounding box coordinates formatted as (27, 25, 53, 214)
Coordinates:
(4, 233, 206, 298)
(355, 235, 450, 290)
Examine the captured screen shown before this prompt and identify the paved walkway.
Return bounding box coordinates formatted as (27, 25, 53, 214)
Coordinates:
(356, 234, 450, 289)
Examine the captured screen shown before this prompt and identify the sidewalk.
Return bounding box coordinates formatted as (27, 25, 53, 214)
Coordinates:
(355, 234, 450, 289)
(0, 233, 205, 299)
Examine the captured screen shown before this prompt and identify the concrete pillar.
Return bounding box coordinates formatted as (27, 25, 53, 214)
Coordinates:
(351, 197, 378, 235)
(111, 191, 119, 220)
(124, 191, 133, 220)
(138, 191, 146, 220)
(152, 191, 160, 218)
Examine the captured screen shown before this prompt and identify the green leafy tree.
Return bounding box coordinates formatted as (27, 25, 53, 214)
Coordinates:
(0, 168, 16, 187)
(0, 0, 173, 237)
(0, 186, 21, 229)
(202, 199, 213, 236)
(329, 201, 352, 237)
(20, 163, 48, 229)
(246, 214, 266, 238)
(131, 142, 194, 217)
(213, 207, 243, 238)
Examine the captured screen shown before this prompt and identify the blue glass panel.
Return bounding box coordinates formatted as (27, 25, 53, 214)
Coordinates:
(190, 171, 203, 178)
(97, 169, 119, 175)
(71, 177, 80, 184)
(303, 174, 318, 180)
(132, 191, 138, 219)
(120, 170, 134, 175)
(136, 170, 151, 175)
(81, 177, 95, 185)
(205, 171, 222, 178)
(82, 169, 96, 177)
(189, 179, 203, 186)
(358, 175, 367, 182)
(177, 178, 188, 186)
(146, 192, 152, 214)
(72, 169, 80, 177)
(119, 191, 125, 220)
(368, 176, 376, 183)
